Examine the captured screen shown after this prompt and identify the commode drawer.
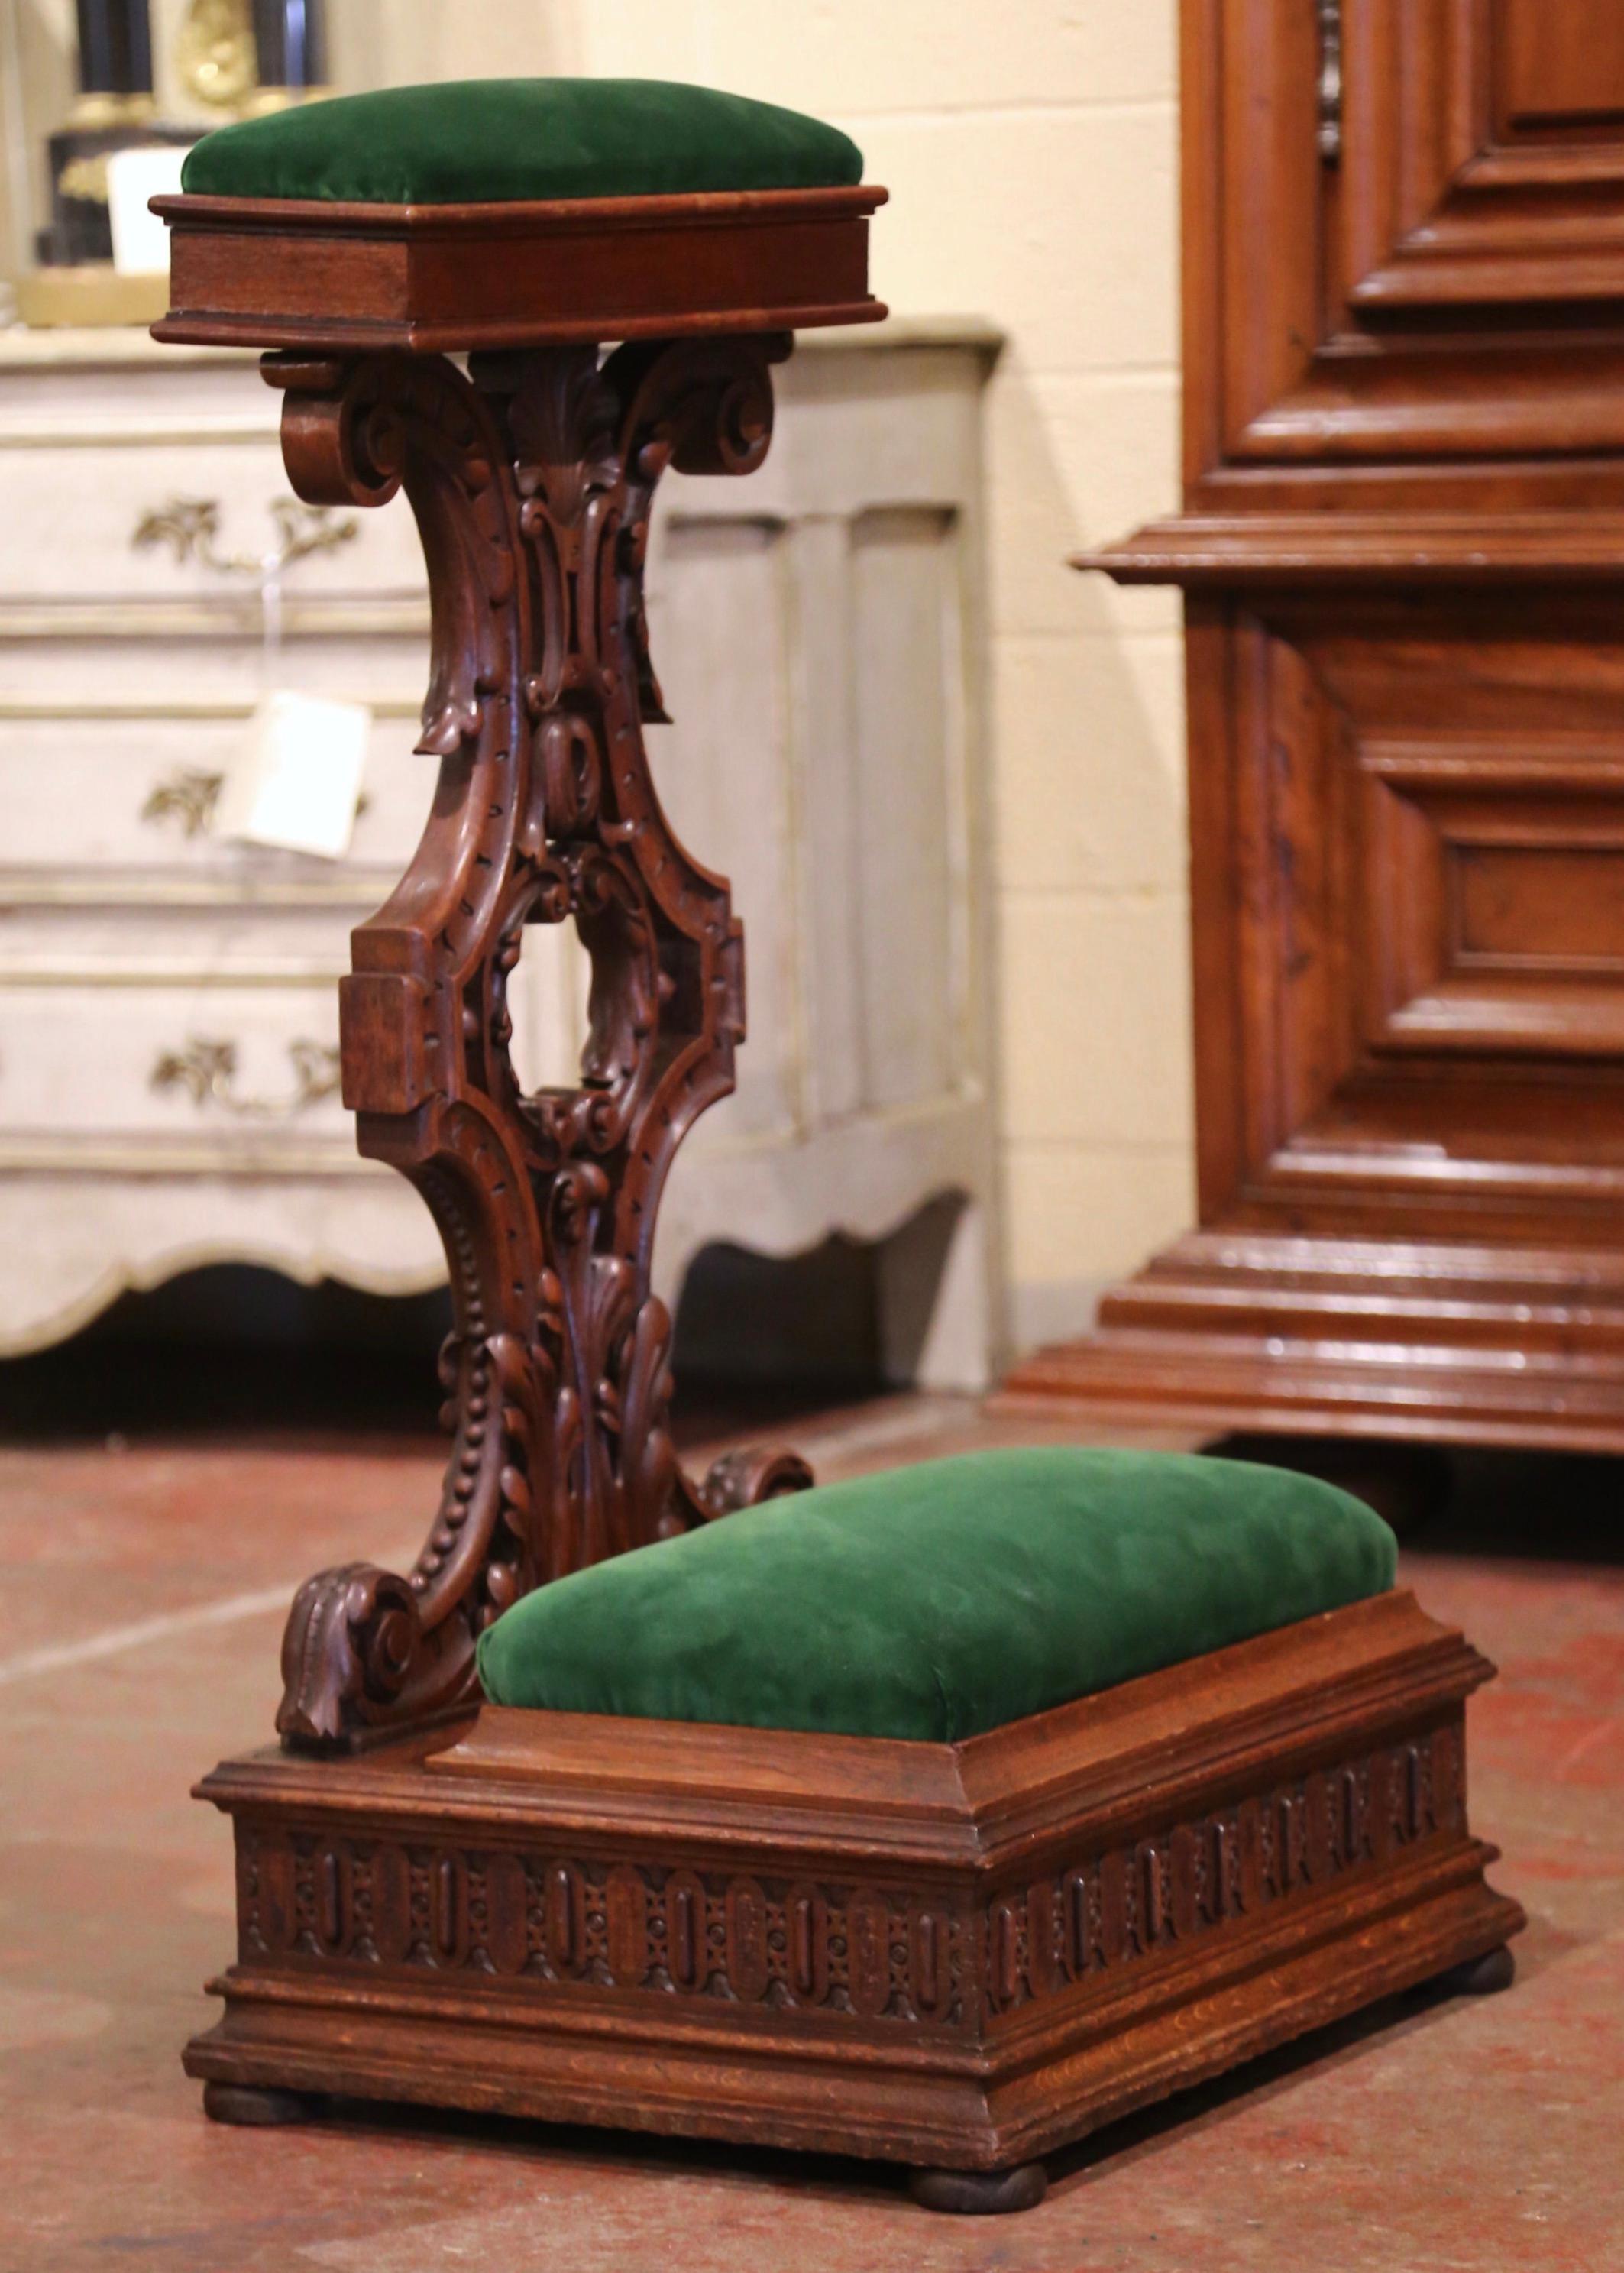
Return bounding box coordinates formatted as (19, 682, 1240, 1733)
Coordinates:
(0, 346, 428, 610)
(0, 978, 348, 1148)
(0, 706, 437, 876)
(0, 437, 428, 607)
(0, 902, 584, 1161)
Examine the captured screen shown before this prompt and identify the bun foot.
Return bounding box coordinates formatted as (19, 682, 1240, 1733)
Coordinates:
(1434, 1943, 1516, 1996)
(908, 2163, 1048, 2214)
(202, 2081, 314, 2126)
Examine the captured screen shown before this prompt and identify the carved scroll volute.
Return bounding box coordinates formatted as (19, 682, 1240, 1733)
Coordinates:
(271, 356, 407, 510)
(263, 341, 810, 1753)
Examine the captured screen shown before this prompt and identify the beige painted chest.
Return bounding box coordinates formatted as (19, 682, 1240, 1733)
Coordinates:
(0, 320, 1001, 1384)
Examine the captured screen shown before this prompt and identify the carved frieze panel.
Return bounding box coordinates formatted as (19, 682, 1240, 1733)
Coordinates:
(232, 1721, 1464, 2029)
(982, 1720, 1463, 2016)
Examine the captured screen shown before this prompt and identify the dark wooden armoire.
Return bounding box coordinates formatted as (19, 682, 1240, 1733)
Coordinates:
(1006, 0, 1624, 1453)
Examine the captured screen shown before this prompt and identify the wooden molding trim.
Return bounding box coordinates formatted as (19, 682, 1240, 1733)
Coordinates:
(1000, 1229, 1624, 1453)
(1074, 513, 1624, 584)
(154, 188, 888, 352)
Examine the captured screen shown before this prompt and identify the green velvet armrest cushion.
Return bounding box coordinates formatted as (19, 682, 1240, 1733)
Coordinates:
(476, 1446, 1397, 1743)
(180, 78, 864, 206)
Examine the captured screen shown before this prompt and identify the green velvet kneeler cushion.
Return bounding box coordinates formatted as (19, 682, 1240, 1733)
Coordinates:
(180, 79, 864, 206)
(476, 1447, 1397, 1743)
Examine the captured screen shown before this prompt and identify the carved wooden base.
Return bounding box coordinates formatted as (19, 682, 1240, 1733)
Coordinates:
(183, 1591, 1522, 2201)
(1001, 1229, 1624, 1455)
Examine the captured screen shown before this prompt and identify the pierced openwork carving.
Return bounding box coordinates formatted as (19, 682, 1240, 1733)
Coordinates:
(265, 338, 812, 1750)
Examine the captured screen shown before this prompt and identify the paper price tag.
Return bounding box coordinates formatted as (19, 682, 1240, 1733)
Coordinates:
(214, 691, 371, 860)
(106, 144, 191, 276)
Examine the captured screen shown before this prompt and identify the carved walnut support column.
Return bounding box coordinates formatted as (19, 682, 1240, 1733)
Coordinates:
(267, 337, 812, 1750)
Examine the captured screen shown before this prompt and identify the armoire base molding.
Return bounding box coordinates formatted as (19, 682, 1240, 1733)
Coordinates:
(1001, 1230, 1624, 1455)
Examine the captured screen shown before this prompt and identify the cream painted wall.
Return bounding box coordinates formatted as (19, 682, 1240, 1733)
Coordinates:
(566, 2, 1192, 1351)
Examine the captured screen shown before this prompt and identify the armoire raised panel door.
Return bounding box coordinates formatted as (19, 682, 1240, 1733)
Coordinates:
(1195, 0, 1624, 478)
(1004, 0, 1624, 1452)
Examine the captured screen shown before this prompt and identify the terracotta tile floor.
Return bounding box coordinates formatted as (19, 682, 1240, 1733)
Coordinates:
(2, 1397, 1621, 2271)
